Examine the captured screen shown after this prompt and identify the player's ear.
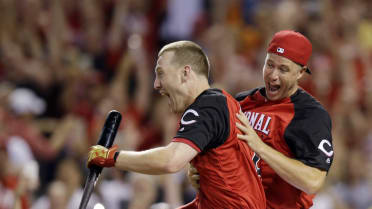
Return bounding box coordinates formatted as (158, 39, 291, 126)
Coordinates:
(297, 66, 306, 80)
(182, 65, 191, 82)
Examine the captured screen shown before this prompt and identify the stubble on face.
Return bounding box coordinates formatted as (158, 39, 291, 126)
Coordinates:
(155, 52, 185, 114)
(263, 53, 303, 101)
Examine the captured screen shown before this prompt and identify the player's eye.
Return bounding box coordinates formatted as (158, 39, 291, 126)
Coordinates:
(279, 66, 289, 73)
(267, 63, 274, 69)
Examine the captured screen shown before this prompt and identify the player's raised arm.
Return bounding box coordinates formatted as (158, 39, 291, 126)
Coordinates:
(88, 142, 197, 174)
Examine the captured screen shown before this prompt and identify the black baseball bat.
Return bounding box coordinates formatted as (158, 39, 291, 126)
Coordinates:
(79, 110, 122, 209)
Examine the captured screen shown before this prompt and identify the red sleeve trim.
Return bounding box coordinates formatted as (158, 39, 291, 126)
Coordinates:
(172, 138, 201, 153)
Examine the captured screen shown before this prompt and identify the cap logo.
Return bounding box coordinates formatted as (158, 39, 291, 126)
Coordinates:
(277, 47, 284, 53)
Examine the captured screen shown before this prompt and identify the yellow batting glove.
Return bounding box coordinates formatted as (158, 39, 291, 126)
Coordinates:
(87, 145, 118, 168)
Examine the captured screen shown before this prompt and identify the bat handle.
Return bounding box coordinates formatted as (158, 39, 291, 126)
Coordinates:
(79, 110, 122, 209)
(79, 170, 99, 209)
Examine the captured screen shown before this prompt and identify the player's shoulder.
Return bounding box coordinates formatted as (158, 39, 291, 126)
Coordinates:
(291, 89, 331, 121)
(235, 87, 263, 101)
(192, 88, 228, 107)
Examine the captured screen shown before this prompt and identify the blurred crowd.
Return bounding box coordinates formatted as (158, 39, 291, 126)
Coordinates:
(0, 0, 372, 209)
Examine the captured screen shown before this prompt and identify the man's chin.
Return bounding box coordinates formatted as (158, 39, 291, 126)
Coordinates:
(171, 108, 182, 114)
(171, 106, 185, 114)
(266, 91, 281, 101)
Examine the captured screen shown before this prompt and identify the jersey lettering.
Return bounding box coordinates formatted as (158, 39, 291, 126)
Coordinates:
(244, 111, 271, 135)
(254, 114, 265, 131)
(262, 116, 271, 135)
(318, 139, 333, 157)
(249, 112, 259, 127)
(181, 109, 199, 125)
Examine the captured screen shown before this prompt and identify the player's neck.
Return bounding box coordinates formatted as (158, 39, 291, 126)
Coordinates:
(194, 79, 210, 97)
(187, 78, 210, 105)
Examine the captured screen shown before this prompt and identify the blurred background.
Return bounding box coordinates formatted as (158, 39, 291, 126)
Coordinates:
(1, 0, 372, 208)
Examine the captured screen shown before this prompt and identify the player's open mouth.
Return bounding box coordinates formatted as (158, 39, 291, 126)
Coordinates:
(268, 83, 280, 93)
(160, 91, 172, 106)
(165, 93, 171, 100)
(160, 91, 169, 97)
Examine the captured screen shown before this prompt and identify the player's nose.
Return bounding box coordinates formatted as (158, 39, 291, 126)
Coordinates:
(154, 78, 161, 90)
(268, 69, 279, 81)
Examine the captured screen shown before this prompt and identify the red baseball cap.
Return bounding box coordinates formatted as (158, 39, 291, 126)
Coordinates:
(267, 30, 312, 74)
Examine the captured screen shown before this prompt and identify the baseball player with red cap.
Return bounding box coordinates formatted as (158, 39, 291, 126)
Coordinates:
(189, 30, 334, 208)
(235, 30, 334, 208)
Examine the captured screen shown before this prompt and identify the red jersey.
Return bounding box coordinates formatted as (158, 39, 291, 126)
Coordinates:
(236, 87, 334, 209)
(173, 89, 266, 209)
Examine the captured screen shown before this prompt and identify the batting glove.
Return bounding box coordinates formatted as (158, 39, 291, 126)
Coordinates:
(87, 145, 118, 168)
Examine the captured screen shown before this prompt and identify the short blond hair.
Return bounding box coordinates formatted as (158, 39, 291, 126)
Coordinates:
(158, 41, 210, 78)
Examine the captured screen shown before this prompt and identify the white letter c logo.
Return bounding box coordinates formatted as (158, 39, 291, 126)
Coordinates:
(318, 139, 333, 157)
(181, 109, 199, 125)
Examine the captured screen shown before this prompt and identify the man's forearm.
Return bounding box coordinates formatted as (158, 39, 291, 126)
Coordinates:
(114, 142, 197, 175)
(115, 147, 176, 175)
(257, 144, 326, 194)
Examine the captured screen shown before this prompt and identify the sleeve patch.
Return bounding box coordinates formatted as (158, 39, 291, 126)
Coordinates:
(174, 90, 230, 152)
